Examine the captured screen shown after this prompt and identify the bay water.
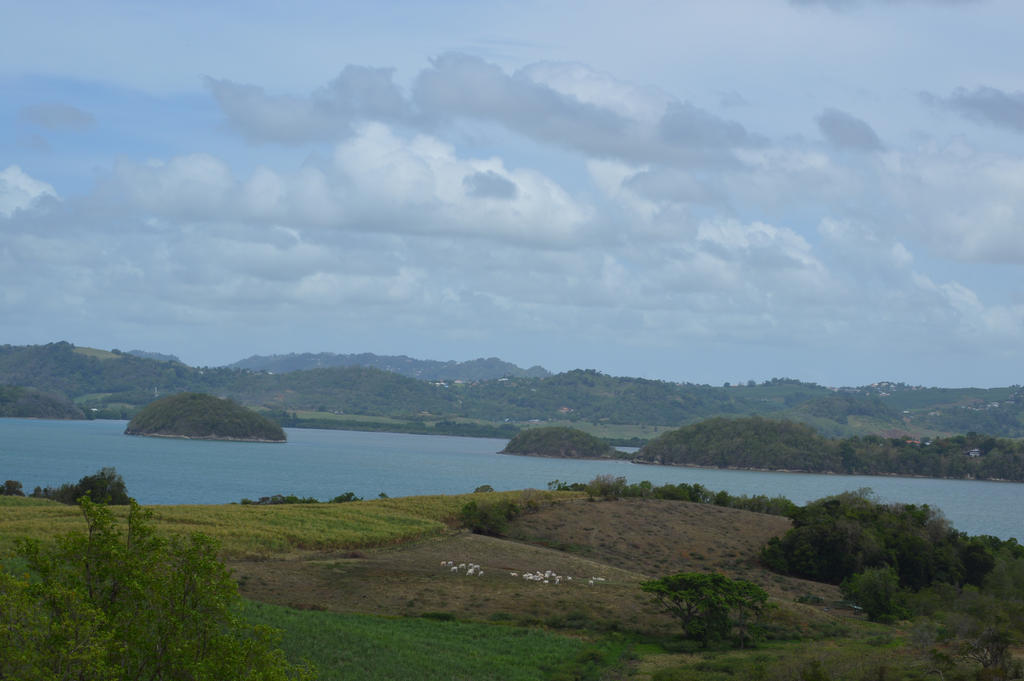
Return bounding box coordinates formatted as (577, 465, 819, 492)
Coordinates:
(1, 418, 1020, 541)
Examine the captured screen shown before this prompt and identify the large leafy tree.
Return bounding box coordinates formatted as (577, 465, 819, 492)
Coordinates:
(0, 497, 312, 681)
(640, 572, 769, 648)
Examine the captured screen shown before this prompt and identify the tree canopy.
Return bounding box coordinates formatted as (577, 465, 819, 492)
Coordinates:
(640, 572, 769, 648)
(0, 497, 312, 680)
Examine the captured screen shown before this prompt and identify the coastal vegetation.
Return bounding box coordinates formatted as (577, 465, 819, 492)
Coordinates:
(2, 467, 130, 505)
(124, 392, 286, 442)
(635, 415, 1024, 481)
(0, 384, 83, 419)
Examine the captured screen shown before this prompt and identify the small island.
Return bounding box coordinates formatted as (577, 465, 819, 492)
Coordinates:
(500, 426, 625, 459)
(124, 393, 286, 442)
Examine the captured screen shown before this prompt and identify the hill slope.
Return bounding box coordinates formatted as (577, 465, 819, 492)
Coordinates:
(229, 497, 839, 635)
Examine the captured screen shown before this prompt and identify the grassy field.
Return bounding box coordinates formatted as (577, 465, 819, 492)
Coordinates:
(244, 600, 629, 681)
(0, 491, 580, 558)
(71, 346, 122, 360)
(1, 492, 970, 680)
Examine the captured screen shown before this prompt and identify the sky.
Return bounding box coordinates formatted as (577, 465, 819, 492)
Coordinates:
(2, 0, 1024, 387)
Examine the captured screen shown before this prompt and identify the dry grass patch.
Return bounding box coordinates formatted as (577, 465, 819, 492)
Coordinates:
(231, 498, 845, 638)
(507, 497, 838, 602)
(232, 530, 675, 634)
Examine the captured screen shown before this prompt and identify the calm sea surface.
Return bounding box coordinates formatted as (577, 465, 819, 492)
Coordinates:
(2, 418, 1021, 541)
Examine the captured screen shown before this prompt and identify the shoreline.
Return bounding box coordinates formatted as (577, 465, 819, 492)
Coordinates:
(499, 449, 1021, 484)
(123, 431, 286, 443)
(629, 458, 1020, 484)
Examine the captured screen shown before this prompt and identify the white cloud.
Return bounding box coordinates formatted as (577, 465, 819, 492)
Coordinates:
(91, 124, 590, 246)
(878, 145, 1024, 263)
(0, 166, 59, 217)
(517, 61, 673, 126)
(105, 154, 233, 218)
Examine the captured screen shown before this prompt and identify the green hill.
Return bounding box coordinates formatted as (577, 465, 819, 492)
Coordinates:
(124, 393, 286, 442)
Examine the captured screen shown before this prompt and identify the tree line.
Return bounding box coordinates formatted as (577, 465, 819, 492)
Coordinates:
(2, 467, 130, 505)
(635, 416, 1024, 481)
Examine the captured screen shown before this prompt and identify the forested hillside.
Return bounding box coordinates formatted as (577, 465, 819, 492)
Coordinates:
(2, 342, 1023, 441)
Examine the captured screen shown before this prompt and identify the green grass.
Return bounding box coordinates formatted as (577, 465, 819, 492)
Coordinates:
(243, 600, 628, 681)
(73, 392, 115, 403)
(0, 491, 583, 558)
(71, 347, 122, 360)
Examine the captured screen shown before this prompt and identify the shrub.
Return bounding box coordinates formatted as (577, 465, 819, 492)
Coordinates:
(0, 497, 312, 680)
(33, 467, 130, 505)
(586, 474, 627, 500)
(2, 480, 24, 496)
(459, 499, 521, 536)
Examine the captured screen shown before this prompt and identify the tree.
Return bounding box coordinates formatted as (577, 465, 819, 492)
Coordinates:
(2, 479, 24, 496)
(640, 572, 768, 648)
(34, 467, 131, 505)
(0, 496, 312, 680)
(841, 566, 907, 623)
(72, 466, 130, 504)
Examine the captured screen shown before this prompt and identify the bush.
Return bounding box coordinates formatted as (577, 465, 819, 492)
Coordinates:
(0, 497, 312, 680)
(841, 566, 908, 623)
(32, 467, 130, 505)
(2, 480, 24, 496)
(586, 474, 627, 500)
(459, 499, 521, 536)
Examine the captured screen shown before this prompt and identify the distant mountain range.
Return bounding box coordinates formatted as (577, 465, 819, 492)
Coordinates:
(227, 352, 550, 381)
